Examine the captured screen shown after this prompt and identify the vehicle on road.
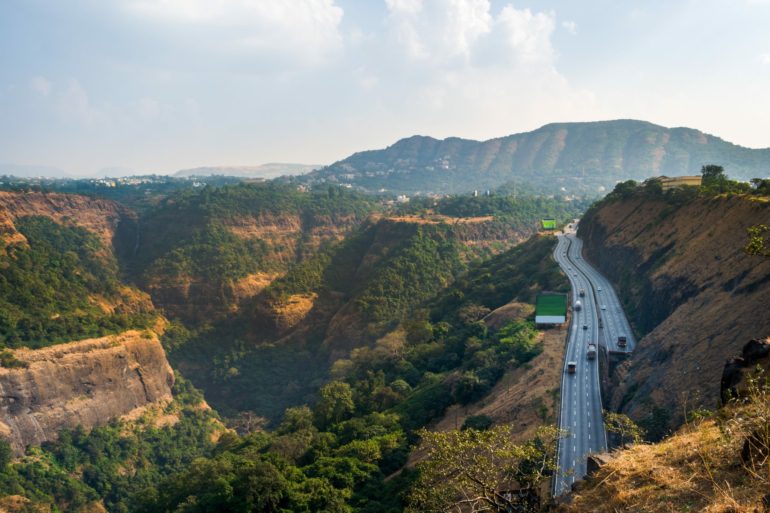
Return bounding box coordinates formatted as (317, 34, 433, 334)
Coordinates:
(567, 361, 577, 374)
(587, 344, 597, 359)
(618, 335, 627, 348)
(579, 289, 585, 297)
(574, 300, 582, 311)
(597, 286, 602, 291)
(601, 305, 606, 310)
(583, 324, 588, 330)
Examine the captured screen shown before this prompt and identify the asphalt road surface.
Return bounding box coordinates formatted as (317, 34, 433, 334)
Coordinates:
(552, 225, 637, 495)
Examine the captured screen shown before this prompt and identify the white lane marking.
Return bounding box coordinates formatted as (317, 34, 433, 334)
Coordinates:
(588, 434, 591, 440)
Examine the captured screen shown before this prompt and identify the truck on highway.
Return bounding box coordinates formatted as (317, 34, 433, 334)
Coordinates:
(579, 289, 585, 297)
(574, 300, 582, 312)
(587, 344, 597, 359)
(567, 361, 577, 374)
(618, 335, 627, 348)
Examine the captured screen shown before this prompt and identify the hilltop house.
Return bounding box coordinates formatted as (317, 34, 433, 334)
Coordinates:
(651, 175, 703, 190)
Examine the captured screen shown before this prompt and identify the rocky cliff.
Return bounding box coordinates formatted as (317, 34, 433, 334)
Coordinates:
(0, 191, 133, 251)
(0, 330, 174, 454)
(578, 194, 770, 436)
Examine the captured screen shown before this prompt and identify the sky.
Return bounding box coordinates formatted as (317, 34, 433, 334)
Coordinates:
(1, 0, 770, 176)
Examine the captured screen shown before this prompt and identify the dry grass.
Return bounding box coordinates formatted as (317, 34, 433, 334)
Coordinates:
(270, 293, 318, 331)
(375, 213, 496, 225)
(563, 380, 770, 513)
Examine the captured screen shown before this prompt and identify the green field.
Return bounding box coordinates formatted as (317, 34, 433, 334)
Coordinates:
(536, 293, 567, 316)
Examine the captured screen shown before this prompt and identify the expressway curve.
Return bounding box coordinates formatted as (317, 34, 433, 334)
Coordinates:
(552, 233, 607, 495)
(552, 225, 638, 495)
(566, 235, 637, 354)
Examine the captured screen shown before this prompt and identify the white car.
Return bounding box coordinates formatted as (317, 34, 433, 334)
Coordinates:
(597, 287, 602, 291)
(601, 305, 607, 310)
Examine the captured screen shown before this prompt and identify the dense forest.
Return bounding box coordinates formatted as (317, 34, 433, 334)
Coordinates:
(0, 216, 154, 349)
(0, 180, 584, 512)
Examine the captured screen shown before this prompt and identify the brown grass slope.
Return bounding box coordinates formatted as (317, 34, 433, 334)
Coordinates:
(560, 371, 770, 513)
(579, 195, 770, 435)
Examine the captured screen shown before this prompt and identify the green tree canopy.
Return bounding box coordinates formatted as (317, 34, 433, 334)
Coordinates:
(407, 425, 561, 513)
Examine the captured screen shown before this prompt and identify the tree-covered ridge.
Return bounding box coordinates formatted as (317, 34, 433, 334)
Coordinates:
(421, 194, 588, 222)
(121, 182, 381, 323)
(585, 164, 769, 213)
(353, 224, 464, 324)
(300, 120, 770, 195)
(131, 182, 379, 277)
(0, 216, 154, 349)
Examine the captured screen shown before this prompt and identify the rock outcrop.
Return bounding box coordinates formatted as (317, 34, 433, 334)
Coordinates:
(0, 331, 174, 455)
(721, 338, 770, 401)
(578, 194, 770, 436)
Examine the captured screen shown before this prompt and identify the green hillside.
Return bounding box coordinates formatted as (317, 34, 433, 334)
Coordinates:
(0, 216, 154, 349)
(0, 233, 568, 513)
(299, 120, 770, 195)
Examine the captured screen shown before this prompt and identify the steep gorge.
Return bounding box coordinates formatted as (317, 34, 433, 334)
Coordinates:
(578, 193, 770, 436)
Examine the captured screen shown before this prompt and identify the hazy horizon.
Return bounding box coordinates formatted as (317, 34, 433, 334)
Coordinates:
(2, 0, 770, 175)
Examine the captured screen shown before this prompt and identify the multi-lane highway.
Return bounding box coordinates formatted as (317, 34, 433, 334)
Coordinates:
(552, 233, 607, 495)
(565, 235, 636, 354)
(552, 224, 639, 495)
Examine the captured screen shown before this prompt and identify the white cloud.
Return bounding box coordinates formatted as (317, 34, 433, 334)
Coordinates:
(385, 0, 493, 61)
(384, 0, 556, 66)
(374, 1, 594, 141)
(494, 5, 555, 64)
(124, 0, 344, 65)
(562, 20, 577, 35)
(30, 76, 52, 97)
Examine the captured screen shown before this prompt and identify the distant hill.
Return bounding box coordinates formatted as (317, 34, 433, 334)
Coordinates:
(174, 163, 321, 179)
(0, 163, 72, 178)
(302, 120, 770, 195)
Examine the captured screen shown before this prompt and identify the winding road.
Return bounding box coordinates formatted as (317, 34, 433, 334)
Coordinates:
(552, 226, 637, 495)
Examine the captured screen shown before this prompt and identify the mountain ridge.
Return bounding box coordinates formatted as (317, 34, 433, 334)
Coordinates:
(302, 119, 770, 195)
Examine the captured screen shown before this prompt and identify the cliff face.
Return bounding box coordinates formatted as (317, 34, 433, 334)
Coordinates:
(578, 194, 770, 435)
(0, 191, 132, 251)
(0, 331, 174, 454)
